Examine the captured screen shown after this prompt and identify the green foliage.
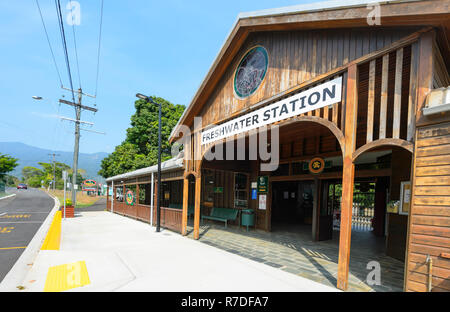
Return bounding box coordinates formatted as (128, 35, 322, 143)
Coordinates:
(20, 162, 84, 190)
(27, 176, 42, 188)
(65, 198, 73, 206)
(4, 175, 19, 187)
(0, 153, 18, 182)
(99, 97, 185, 178)
(22, 166, 44, 181)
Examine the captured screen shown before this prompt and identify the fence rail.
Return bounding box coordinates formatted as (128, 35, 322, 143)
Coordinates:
(351, 203, 374, 232)
(106, 198, 182, 234)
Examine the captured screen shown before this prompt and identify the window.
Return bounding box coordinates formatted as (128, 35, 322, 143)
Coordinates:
(139, 184, 151, 205)
(115, 186, 124, 202)
(203, 169, 215, 203)
(234, 173, 248, 208)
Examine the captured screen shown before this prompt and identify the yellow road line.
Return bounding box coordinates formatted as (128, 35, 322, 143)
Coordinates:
(0, 246, 27, 250)
(44, 261, 90, 292)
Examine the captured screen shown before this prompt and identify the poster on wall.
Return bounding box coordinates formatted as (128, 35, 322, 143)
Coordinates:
(257, 176, 269, 194)
(125, 190, 136, 206)
(259, 194, 267, 210)
(399, 181, 411, 215)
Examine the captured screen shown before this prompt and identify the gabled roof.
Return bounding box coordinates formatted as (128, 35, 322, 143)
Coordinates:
(169, 0, 450, 143)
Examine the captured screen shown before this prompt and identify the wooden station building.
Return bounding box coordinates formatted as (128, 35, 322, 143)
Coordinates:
(107, 0, 450, 292)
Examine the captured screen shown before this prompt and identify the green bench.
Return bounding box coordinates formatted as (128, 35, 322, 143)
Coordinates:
(201, 207, 239, 228)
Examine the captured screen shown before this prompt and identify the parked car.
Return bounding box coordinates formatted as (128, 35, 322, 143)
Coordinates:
(17, 183, 28, 190)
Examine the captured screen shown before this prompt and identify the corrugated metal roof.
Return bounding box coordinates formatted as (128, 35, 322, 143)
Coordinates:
(105, 153, 184, 183)
(238, 0, 415, 19)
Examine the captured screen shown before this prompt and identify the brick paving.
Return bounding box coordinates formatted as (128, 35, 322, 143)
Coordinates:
(186, 222, 405, 292)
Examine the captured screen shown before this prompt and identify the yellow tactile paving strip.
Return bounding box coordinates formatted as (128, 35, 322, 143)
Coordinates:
(44, 261, 91, 292)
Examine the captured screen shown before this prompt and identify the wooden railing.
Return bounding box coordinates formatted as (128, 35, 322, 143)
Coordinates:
(152, 207, 183, 233)
(351, 204, 374, 232)
(106, 198, 183, 234)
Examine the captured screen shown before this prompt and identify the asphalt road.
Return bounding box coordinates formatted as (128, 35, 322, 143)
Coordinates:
(0, 188, 54, 283)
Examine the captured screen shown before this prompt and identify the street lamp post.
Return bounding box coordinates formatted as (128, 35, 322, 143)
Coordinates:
(136, 93, 161, 233)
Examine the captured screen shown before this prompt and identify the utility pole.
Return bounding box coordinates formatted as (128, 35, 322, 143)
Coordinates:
(72, 88, 82, 205)
(48, 153, 60, 191)
(59, 87, 98, 207)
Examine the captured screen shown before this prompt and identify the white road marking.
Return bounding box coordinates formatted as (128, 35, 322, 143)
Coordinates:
(0, 213, 6, 217)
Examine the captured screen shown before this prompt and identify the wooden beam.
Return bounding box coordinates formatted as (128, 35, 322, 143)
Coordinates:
(380, 54, 389, 139)
(415, 31, 435, 126)
(393, 48, 404, 139)
(353, 138, 414, 161)
(193, 175, 202, 240)
(366, 60, 376, 143)
(181, 178, 189, 236)
(407, 42, 419, 141)
(337, 64, 358, 291)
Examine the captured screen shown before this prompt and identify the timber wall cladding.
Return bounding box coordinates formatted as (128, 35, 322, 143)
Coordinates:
(199, 27, 420, 127)
(407, 122, 450, 292)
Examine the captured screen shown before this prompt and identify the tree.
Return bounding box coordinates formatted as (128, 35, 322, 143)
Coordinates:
(22, 166, 44, 181)
(20, 161, 82, 190)
(4, 175, 19, 187)
(38, 162, 74, 189)
(99, 97, 185, 178)
(0, 153, 18, 182)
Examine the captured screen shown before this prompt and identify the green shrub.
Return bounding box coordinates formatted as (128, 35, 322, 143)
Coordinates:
(65, 198, 73, 206)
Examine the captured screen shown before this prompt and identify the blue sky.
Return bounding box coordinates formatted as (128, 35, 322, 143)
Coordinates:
(0, 0, 316, 154)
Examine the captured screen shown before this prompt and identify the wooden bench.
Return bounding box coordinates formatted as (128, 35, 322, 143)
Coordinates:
(201, 207, 239, 228)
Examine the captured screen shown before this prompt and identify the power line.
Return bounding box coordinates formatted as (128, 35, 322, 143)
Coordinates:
(54, 0, 77, 109)
(35, 0, 63, 87)
(69, 2, 82, 89)
(94, 0, 105, 100)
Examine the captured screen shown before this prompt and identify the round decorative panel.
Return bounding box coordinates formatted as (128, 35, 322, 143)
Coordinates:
(234, 46, 268, 99)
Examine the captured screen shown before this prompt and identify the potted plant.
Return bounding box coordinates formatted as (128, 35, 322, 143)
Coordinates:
(61, 198, 75, 218)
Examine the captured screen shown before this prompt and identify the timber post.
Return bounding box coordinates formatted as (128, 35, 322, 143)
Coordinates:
(337, 64, 358, 291)
(182, 177, 189, 236)
(193, 174, 202, 239)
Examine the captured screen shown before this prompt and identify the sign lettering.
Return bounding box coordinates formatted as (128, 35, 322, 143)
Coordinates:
(201, 77, 342, 145)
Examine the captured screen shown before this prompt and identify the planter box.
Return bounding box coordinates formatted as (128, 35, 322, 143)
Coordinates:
(60, 206, 75, 218)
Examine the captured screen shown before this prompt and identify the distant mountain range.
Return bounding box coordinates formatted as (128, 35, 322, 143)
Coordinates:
(0, 142, 109, 183)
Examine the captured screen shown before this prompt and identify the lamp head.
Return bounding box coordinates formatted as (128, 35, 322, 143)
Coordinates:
(136, 93, 149, 101)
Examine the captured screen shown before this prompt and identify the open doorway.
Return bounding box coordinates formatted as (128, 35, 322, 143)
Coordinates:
(271, 180, 314, 232)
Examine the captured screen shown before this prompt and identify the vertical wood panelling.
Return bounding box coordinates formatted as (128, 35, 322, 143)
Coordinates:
(407, 42, 419, 141)
(366, 60, 376, 143)
(380, 54, 389, 139)
(393, 48, 404, 139)
(200, 28, 419, 128)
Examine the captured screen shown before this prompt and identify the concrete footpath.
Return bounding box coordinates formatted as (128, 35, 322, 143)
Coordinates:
(20, 211, 338, 292)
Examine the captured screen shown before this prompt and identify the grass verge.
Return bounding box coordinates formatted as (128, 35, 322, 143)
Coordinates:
(47, 190, 104, 208)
